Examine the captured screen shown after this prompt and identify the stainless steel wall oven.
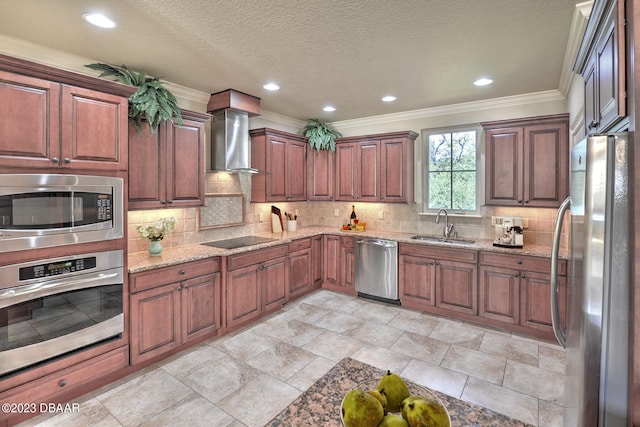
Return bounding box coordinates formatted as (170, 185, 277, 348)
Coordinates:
(0, 250, 124, 377)
(0, 174, 124, 253)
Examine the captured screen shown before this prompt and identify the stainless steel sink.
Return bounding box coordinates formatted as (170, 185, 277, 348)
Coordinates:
(201, 235, 278, 249)
(410, 235, 475, 244)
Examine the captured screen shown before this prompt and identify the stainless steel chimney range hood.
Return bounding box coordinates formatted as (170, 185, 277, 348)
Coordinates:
(207, 89, 261, 173)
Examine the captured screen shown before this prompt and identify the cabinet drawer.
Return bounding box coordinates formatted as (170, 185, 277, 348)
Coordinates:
(227, 245, 288, 271)
(480, 252, 566, 275)
(288, 238, 311, 252)
(0, 346, 128, 408)
(130, 258, 220, 293)
(341, 236, 355, 248)
(399, 243, 478, 263)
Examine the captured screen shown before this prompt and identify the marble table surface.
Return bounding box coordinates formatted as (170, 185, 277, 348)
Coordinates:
(267, 357, 533, 427)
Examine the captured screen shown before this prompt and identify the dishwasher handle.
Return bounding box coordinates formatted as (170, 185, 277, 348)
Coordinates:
(356, 239, 396, 248)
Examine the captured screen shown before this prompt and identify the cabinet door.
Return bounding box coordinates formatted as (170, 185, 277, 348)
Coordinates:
(289, 248, 312, 299)
(523, 123, 568, 207)
(584, 53, 598, 133)
(181, 273, 220, 342)
(267, 136, 288, 200)
(262, 256, 288, 312)
(357, 141, 380, 201)
(399, 255, 436, 307)
(479, 266, 520, 325)
(128, 121, 166, 209)
(520, 271, 566, 331)
(485, 127, 523, 206)
(339, 237, 355, 289)
(307, 148, 334, 200)
(60, 85, 128, 170)
(436, 259, 477, 315)
(311, 235, 323, 286)
(130, 283, 181, 364)
(0, 71, 60, 169)
(335, 143, 358, 201)
(380, 138, 410, 202)
(226, 264, 262, 328)
(286, 138, 307, 200)
(323, 235, 341, 286)
(166, 117, 205, 207)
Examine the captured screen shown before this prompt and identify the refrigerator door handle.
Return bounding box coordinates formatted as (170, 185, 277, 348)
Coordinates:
(550, 196, 570, 348)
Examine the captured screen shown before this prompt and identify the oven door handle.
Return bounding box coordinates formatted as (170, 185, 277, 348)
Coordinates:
(0, 268, 122, 309)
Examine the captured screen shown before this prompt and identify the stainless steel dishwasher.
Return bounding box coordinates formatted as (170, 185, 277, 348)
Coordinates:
(355, 237, 399, 304)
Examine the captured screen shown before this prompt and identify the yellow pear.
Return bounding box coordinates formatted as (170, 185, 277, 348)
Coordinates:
(342, 389, 385, 427)
(367, 389, 388, 414)
(377, 370, 410, 412)
(378, 414, 410, 427)
(400, 396, 449, 427)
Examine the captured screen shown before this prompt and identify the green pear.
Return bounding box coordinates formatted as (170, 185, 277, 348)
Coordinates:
(367, 389, 388, 414)
(342, 389, 385, 427)
(377, 370, 410, 412)
(400, 396, 449, 427)
(378, 414, 410, 427)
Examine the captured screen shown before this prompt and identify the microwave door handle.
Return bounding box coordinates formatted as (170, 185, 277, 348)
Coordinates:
(550, 196, 570, 348)
(0, 270, 122, 310)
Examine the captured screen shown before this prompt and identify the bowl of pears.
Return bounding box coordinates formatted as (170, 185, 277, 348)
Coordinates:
(341, 370, 450, 427)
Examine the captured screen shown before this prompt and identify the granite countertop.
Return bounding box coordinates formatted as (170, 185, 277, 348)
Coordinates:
(128, 225, 567, 274)
(268, 357, 532, 427)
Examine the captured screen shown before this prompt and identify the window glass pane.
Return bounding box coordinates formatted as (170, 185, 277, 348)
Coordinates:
(451, 131, 476, 171)
(428, 171, 451, 209)
(452, 171, 476, 210)
(429, 134, 451, 172)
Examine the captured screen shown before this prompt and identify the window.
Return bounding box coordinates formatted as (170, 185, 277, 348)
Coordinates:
(423, 126, 480, 213)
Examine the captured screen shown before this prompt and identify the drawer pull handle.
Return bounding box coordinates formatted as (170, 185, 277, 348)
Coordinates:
(180, 270, 186, 275)
(517, 260, 523, 265)
(59, 380, 67, 388)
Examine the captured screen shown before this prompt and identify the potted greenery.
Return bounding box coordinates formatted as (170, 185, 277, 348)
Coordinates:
(301, 119, 342, 151)
(85, 63, 182, 133)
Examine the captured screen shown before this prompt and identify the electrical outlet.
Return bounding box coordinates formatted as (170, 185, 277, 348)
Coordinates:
(334, 208, 339, 217)
(522, 217, 529, 228)
(259, 212, 264, 222)
(378, 211, 384, 220)
(295, 209, 299, 216)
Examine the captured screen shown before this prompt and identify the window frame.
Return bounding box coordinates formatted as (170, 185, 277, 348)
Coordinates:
(421, 124, 483, 216)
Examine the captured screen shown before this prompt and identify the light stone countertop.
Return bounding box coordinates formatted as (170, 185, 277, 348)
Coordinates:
(128, 225, 568, 274)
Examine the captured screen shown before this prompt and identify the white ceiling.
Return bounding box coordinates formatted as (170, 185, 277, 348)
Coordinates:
(0, 0, 582, 122)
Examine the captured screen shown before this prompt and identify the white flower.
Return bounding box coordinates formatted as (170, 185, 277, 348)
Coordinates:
(136, 217, 176, 241)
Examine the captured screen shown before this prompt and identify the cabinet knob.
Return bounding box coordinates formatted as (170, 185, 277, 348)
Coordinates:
(167, 200, 173, 204)
(517, 260, 523, 265)
(58, 380, 67, 388)
(518, 199, 523, 204)
(177, 286, 182, 291)
(524, 200, 529, 204)
(180, 270, 186, 275)
(52, 157, 60, 163)
(161, 200, 167, 204)
(521, 273, 527, 279)
(63, 157, 71, 164)
(514, 273, 520, 278)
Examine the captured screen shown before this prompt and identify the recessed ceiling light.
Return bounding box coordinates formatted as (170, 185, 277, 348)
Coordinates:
(473, 78, 493, 87)
(323, 106, 336, 112)
(382, 95, 397, 102)
(83, 12, 116, 29)
(263, 82, 280, 91)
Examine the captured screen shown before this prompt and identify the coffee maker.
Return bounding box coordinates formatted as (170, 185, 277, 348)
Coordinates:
(492, 216, 524, 248)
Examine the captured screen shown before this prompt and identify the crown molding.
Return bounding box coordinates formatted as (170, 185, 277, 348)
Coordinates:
(558, 1, 593, 96)
(331, 90, 566, 130)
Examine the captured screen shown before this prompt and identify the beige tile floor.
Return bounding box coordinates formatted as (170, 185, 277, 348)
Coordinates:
(21, 290, 565, 427)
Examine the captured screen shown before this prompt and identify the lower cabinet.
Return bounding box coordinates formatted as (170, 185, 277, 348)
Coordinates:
(479, 252, 566, 339)
(340, 236, 356, 290)
(311, 235, 323, 287)
(226, 245, 289, 329)
(129, 258, 221, 365)
(323, 235, 341, 287)
(288, 238, 313, 299)
(399, 244, 478, 315)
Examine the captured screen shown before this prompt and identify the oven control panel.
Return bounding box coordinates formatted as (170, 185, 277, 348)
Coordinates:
(19, 256, 97, 281)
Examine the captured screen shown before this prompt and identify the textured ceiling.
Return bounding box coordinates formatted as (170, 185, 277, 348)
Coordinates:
(0, 0, 579, 121)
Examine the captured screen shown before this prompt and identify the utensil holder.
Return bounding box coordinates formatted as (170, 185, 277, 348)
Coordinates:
(287, 220, 297, 232)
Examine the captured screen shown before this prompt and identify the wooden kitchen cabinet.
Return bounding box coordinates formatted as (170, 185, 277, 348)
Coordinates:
(311, 235, 323, 287)
(335, 131, 417, 203)
(340, 236, 356, 290)
(250, 128, 307, 202)
(128, 110, 210, 210)
(483, 114, 569, 208)
(479, 251, 566, 339)
(288, 238, 313, 299)
(576, 0, 625, 134)
(321, 234, 356, 295)
(226, 245, 288, 329)
(399, 244, 477, 315)
(129, 258, 221, 365)
(307, 148, 334, 200)
(323, 234, 341, 288)
(0, 70, 131, 171)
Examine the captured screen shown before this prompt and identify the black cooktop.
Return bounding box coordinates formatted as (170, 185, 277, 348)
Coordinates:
(201, 236, 278, 249)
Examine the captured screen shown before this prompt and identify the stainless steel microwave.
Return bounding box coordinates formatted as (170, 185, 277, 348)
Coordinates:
(0, 174, 123, 253)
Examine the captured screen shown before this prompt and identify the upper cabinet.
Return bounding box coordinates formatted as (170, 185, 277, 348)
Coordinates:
(0, 66, 132, 171)
(575, 0, 626, 134)
(250, 128, 307, 202)
(307, 148, 334, 201)
(128, 110, 210, 210)
(482, 114, 569, 208)
(335, 131, 417, 203)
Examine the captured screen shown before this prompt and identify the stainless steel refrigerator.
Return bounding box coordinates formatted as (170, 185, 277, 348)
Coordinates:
(551, 133, 630, 426)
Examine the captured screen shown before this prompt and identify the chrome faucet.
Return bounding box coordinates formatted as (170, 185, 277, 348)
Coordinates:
(435, 208, 454, 238)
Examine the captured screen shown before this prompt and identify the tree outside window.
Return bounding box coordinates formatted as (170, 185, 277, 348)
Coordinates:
(426, 129, 477, 211)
